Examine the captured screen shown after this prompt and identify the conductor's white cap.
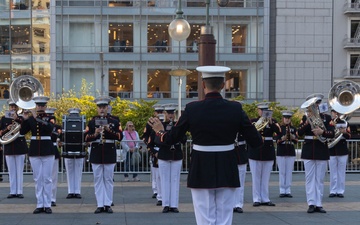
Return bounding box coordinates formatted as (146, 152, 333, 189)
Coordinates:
(196, 66, 231, 79)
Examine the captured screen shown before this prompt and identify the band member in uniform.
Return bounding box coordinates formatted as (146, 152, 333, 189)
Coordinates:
(148, 66, 263, 225)
(45, 107, 62, 207)
(276, 110, 298, 198)
(85, 96, 123, 214)
(328, 108, 350, 198)
(298, 93, 335, 213)
(63, 108, 85, 199)
(248, 102, 281, 207)
(0, 99, 28, 198)
(156, 104, 186, 213)
(233, 133, 247, 213)
(142, 104, 164, 200)
(20, 96, 55, 214)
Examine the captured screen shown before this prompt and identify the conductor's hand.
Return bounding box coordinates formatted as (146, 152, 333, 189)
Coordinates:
(148, 117, 164, 133)
(312, 127, 324, 136)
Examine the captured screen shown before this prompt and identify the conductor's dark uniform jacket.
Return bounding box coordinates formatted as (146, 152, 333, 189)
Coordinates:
(156, 92, 263, 189)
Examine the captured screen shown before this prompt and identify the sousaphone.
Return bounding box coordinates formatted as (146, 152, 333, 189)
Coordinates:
(0, 76, 44, 144)
(328, 80, 360, 148)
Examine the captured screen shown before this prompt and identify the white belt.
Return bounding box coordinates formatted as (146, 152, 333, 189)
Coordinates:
(31, 136, 51, 140)
(193, 144, 234, 152)
(304, 135, 318, 140)
(93, 139, 115, 144)
(281, 141, 293, 145)
(264, 137, 273, 141)
(237, 141, 246, 145)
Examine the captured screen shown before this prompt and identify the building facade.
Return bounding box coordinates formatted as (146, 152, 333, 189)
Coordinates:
(0, 0, 358, 110)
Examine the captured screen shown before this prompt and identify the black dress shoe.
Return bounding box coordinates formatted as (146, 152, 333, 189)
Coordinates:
(17, 194, 24, 198)
(315, 207, 326, 213)
(253, 202, 260, 207)
(170, 207, 179, 213)
(94, 207, 104, 214)
(285, 194, 293, 198)
(33, 208, 44, 214)
(261, 202, 276, 206)
(7, 194, 17, 199)
(279, 194, 286, 198)
(51, 201, 56, 207)
(74, 194, 82, 199)
(44, 207, 52, 214)
(233, 207, 243, 213)
(111, 202, 114, 206)
(162, 206, 170, 213)
(337, 194, 344, 198)
(156, 200, 162, 206)
(329, 193, 336, 198)
(104, 206, 113, 213)
(66, 193, 74, 199)
(152, 193, 158, 199)
(307, 205, 315, 213)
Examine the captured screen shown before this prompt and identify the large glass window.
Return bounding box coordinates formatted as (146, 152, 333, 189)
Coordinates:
(147, 23, 170, 53)
(350, 20, 360, 40)
(0, 25, 10, 55)
(186, 24, 201, 53)
(0, 69, 11, 99)
(350, 54, 360, 76)
(109, 23, 133, 52)
(185, 70, 198, 98)
(11, 25, 31, 54)
(224, 70, 247, 98)
(109, 69, 133, 98)
(232, 25, 247, 53)
(147, 69, 171, 98)
(11, 0, 30, 10)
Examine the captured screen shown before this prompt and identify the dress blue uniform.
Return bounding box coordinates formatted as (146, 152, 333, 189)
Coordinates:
(150, 66, 263, 225)
(248, 102, 281, 206)
(233, 133, 247, 213)
(20, 96, 55, 214)
(276, 110, 298, 198)
(0, 99, 28, 198)
(62, 108, 86, 199)
(298, 93, 335, 213)
(328, 109, 350, 198)
(85, 96, 123, 214)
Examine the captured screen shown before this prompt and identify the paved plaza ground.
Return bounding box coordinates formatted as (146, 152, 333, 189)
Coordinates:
(0, 172, 359, 225)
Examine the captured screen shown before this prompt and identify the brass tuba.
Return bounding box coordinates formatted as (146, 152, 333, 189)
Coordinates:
(327, 80, 360, 148)
(253, 116, 269, 131)
(0, 76, 44, 145)
(300, 96, 327, 143)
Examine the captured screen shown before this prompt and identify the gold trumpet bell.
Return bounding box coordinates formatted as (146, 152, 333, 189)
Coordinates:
(328, 80, 360, 115)
(9, 75, 44, 109)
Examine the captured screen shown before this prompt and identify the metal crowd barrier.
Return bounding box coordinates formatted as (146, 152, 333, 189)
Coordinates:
(1, 139, 360, 177)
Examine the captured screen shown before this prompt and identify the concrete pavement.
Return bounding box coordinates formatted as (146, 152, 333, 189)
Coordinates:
(0, 172, 359, 225)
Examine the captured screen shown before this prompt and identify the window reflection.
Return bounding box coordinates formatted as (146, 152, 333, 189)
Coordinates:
(11, 25, 31, 54)
(109, 69, 133, 98)
(186, 70, 198, 98)
(109, 23, 133, 52)
(0, 26, 10, 55)
(232, 25, 247, 53)
(225, 70, 247, 99)
(11, 0, 29, 10)
(32, 0, 50, 10)
(0, 70, 11, 99)
(147, 24, 170, 53)
(187, 24, 202, 53)
(108, 1, 133, 7)
(148, 69, 171, 98)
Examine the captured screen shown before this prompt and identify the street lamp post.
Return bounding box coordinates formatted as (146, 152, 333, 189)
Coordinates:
(168, 0, 191, 118)
(198, 0, 229, 100)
